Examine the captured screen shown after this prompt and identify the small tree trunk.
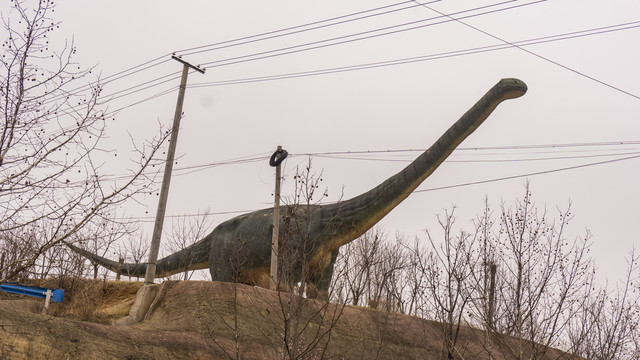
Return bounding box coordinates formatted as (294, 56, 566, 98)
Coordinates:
(93, 263, 99, 279)
(116, 257, 123, 281)
(488, 262, 497, 330)
(0, 252, 4, 279)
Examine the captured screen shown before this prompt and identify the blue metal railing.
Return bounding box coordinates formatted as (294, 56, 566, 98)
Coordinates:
(0, 283, 65, 306)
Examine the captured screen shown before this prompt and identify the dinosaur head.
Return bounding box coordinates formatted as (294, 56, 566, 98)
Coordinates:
(496, 78, 528, 100)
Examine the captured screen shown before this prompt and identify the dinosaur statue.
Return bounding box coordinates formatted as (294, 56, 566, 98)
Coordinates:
(67, 78, 527, 298)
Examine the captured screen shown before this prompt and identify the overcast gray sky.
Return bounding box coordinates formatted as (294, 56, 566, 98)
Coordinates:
(52, 0, 639, 283)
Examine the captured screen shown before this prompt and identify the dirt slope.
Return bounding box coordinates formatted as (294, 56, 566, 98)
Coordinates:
(0, 280, 577, 359)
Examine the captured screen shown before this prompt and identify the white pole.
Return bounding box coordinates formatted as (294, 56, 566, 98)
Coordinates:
(43, 289, 52, 314)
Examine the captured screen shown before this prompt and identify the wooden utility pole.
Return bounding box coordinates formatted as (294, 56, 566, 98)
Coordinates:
(269, 146, 287, 290)
(144, 56, 205, 284)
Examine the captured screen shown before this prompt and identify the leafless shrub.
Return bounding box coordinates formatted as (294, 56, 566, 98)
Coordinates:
(165, 208, 213, 280)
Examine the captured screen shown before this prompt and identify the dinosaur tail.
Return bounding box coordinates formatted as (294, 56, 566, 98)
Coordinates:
(64, 236, 211, 278)
(325, 78, 527, 246)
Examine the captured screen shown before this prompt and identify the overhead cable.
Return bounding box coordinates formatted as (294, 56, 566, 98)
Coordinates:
(129, 153, 640, 221)
(88, 141, 640, 183)
(414, 154, 640, 192)
(177, 0, 436, 57)
(411, 0, 640, 100)
(198, 0, 543, 69)
(43, 1, 429, 105)
(189, 21, 640, 88)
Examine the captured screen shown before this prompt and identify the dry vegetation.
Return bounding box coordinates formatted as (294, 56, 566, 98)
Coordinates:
(1, 279, 576, 360)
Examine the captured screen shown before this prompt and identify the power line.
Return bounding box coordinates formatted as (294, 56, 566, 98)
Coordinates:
(299, 140, 640, 155)
(313, 151, 640, 163)
(165, 142, 640, 178)
(41, 1, 430, 107)
(411, 0, 640, 100)
(47, 0, 504, 105)
(104, 88, 178, 117)
(199, 0, 543, 69)
(42, 56, 173, 107)
(415, 154, 640, 192)
(177, 0, 436, 57)
(108, 19, 640, 110)
(66, 1, 531, 113)
(85, 140, 640, 184)
(29, 8, 640, 153)
(23, 1, 443, 121)
(189, 21, 640, 88)
(43, 11, 640, 120)
(92, 153, 272, 183)
(130, 208, 260, 222)
(97, 72, 182, 104)
(128, 152, 640, 221)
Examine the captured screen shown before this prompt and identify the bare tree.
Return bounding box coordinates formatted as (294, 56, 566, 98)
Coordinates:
(332, 228, 411, 314)
(165, 208, 213, 280)
(333, 227, 385, 307)
(202, 237, 249, 360)
(567, 249, 640, 359)
(330, 182, 637, 359)
(260, 159, 346, 359)
(118, 233, 149, 280)
(72, 219, 138, 279)
(0, 224, 39, 281)
(399, 236, 430, 317)
(0, 1, 167, 282)
(423, 207, 473, 360)
(489, 183, 593, 359)
(462, 196, 501, 359)
(366, 234, 407, 313)
(0, 221, 87, 281)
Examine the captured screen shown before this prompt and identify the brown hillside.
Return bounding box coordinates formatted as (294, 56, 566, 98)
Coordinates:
(0, 280, 577, 359)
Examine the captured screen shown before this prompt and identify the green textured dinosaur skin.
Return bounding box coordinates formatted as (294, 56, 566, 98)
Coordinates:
(67, 78, 527, 296)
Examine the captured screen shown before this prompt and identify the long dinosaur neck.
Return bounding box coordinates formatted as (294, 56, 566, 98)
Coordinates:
(326, 78, 527, 247)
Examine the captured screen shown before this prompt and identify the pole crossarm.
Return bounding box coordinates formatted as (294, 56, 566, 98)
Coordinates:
(171, 55, 206, 74)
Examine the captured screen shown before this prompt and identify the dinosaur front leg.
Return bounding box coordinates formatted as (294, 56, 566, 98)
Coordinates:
(208, 239, 236, 282)
(209, 229, 273, 288)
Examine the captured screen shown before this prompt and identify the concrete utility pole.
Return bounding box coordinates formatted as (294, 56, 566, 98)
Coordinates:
(144, 56, 205, 285)
(269, 146, 287, 290)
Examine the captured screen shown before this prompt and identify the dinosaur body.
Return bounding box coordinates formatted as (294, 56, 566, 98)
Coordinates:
(68, 78, 527, 296)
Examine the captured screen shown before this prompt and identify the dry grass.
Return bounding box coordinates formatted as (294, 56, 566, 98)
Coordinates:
(1, 279, 577, 359)
(7, 277, 144, 324)
(58, 278, 142, 323)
